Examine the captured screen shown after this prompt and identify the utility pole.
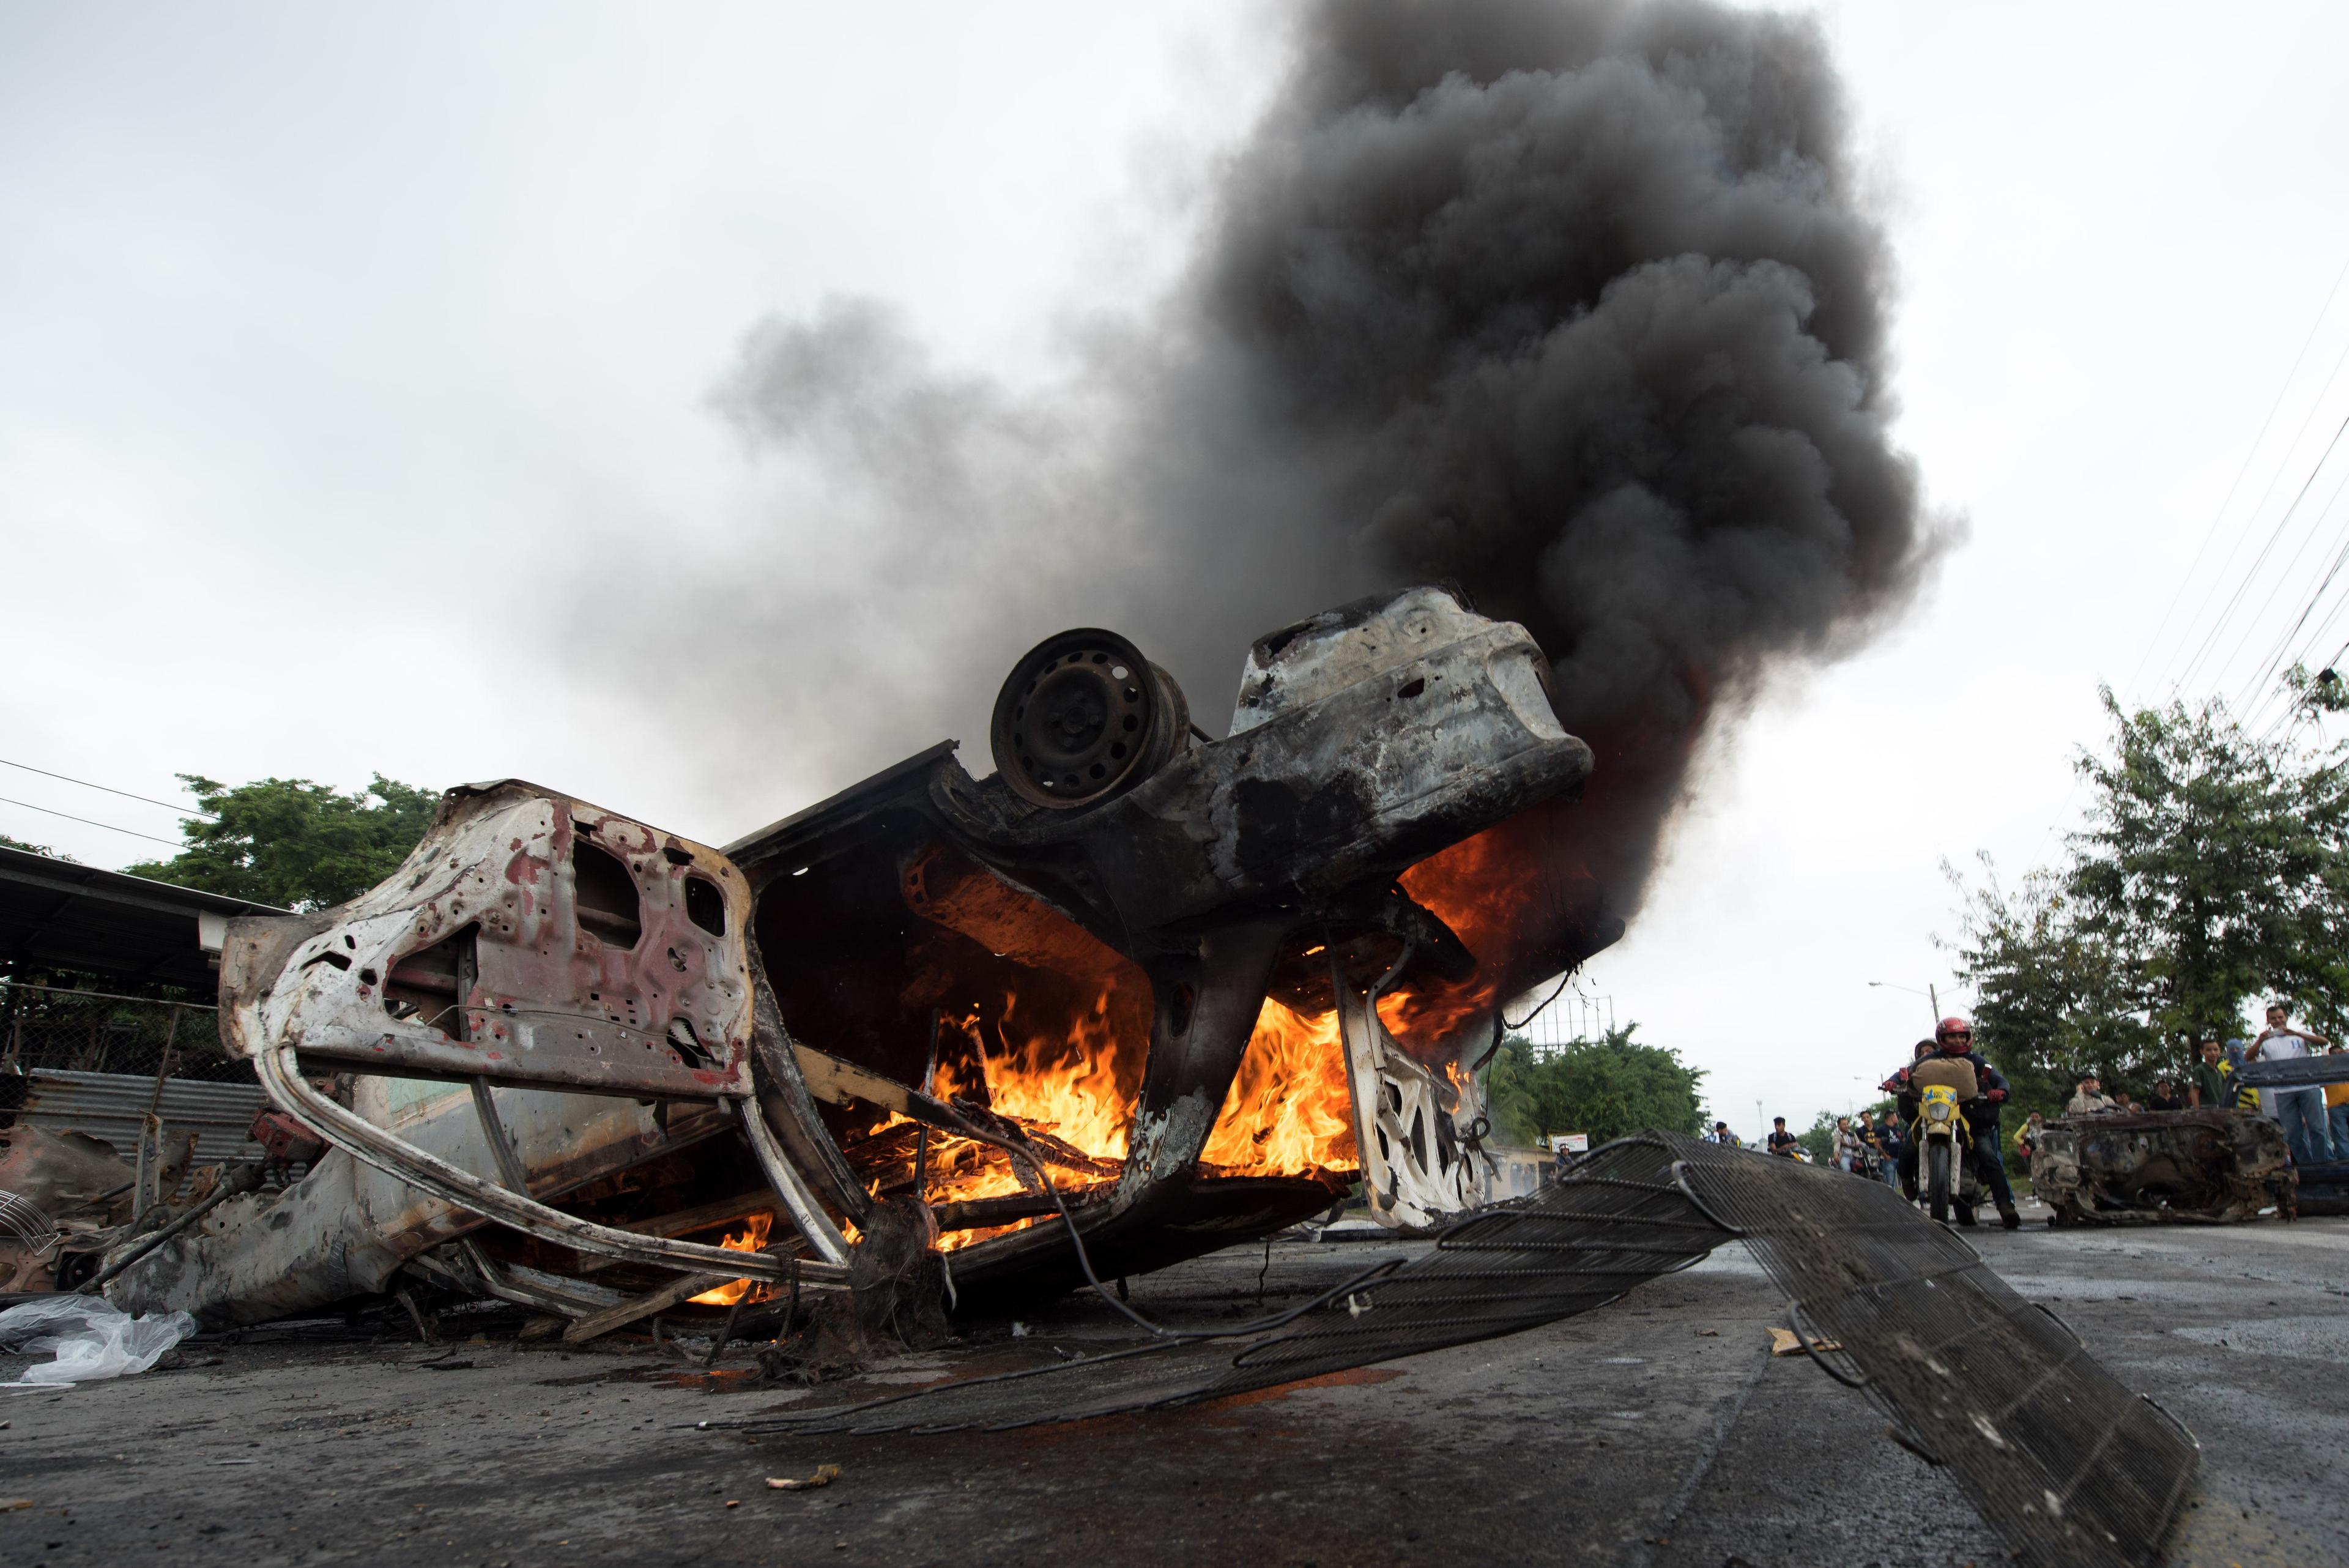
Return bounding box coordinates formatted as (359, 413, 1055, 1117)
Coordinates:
(1869, 981, 1943, 1034)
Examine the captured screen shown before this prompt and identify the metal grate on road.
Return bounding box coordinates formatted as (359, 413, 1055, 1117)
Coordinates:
(726, 1133, 2196, 1568)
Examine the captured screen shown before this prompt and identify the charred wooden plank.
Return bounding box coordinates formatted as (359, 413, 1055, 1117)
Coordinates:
(562, 1270, 739, 1344)
(930, 1185, 1114, 1232)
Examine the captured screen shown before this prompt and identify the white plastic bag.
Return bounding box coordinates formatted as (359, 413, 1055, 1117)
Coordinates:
(0, 1296, 198, 1386)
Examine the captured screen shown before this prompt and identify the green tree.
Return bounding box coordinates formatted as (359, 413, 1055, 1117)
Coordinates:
(1483, 1023, 1707, 1146)
(1943, 855, 2154, 1122)
(124, 774, 439, 912)
(1945, 685, 2349, 1103)
(2282, 660, 2349, 718)
(2066, 689, 2349, 1041)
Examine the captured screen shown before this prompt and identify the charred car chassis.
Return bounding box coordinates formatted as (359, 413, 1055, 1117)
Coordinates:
(113, 586, 1616, 1327)
(2030, 1109, 2295, 1226)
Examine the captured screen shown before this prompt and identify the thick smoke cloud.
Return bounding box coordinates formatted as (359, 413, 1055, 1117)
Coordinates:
(695, 0, 1932, 921)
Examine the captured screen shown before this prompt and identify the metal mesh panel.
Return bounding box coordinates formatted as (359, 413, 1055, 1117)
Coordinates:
(737, 1137, 1720, 1435)
(1674, 1137, 2197, 1568)
(1206, 1135, 1716, 1392)
(735, 1132, 2195, 1568)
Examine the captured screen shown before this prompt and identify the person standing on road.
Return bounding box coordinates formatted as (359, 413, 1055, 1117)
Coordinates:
(2016, 1111, 2046, 1165)
(2325, 1046, 2349, 1164)
(2191, 1039, 2244, 1110)
(2249, 1001, 2334, 1165)
(1874, 1109, 1906, 1190)
(2148, 1079, 2185, 1112)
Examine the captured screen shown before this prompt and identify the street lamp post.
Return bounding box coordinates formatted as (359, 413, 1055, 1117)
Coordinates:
(1869, 979, 1944, 1033)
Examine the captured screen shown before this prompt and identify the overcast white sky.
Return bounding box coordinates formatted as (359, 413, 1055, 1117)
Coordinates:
(7, 2, 2349, 1141)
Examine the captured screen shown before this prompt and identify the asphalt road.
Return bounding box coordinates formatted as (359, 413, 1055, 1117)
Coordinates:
(4, 1202, 2344, 1567)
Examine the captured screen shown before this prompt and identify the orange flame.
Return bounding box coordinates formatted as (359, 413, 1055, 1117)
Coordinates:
(1376, 797, 1605, 1055)
(1201, 997, 1359, 1175)
(914, 987, 1136, 1250)
(689, 1213, 773, 1306)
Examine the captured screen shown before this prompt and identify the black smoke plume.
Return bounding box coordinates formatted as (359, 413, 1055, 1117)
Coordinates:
(695, 0, 1932, 928)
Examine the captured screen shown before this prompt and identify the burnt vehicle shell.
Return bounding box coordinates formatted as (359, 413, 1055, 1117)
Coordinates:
(2030, 1108, 2295, 1225)
(730, 587, 1607, 1296)
(114, 586, 1612, 1326)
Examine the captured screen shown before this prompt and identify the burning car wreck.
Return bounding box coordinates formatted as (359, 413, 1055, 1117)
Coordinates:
(103, 585, 1615, 1331)
(9, 585, 2206, 1568)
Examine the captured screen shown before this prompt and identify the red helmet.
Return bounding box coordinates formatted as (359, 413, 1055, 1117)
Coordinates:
(1937, 1015, 1974, 1053)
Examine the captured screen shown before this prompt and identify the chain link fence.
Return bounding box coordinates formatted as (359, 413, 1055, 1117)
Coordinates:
(0, 981, 253, 1085)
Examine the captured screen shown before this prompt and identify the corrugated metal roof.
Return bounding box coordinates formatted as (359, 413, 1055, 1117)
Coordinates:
(0, 844, 286, 989)
(13, 1068, 265, 1171)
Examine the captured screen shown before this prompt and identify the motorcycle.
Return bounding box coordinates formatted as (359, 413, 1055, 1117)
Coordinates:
(1912, 1083, 1981, 1225)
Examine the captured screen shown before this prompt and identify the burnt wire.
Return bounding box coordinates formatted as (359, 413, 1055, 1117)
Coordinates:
(979, 1122, 1402, 1342)
(1503, 972, 1573, 1032)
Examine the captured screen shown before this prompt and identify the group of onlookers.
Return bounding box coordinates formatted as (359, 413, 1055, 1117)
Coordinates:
(1715, 1000, 2349, 1199)
(2055, 1000, 2347, 1168)
(1721, 1109, 1912, 1192)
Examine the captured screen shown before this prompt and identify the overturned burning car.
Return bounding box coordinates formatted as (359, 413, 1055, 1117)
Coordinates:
(15, 585, 2208, 1568)
(107, 586, 1614, 1329)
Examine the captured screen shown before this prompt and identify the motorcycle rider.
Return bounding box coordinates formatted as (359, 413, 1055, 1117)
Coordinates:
(1880, 1016, 2022, 1230)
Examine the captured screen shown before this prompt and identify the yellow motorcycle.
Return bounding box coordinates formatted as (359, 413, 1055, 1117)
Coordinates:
(1913, 1082, 1979, 1224)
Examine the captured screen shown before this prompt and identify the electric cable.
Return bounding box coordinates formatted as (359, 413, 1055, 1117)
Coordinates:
(0, 757, 218, 820)
(0, 795, 184, 848)
(2172, 410, 2349, 697)
(2160, 314, 2349, 694)
(2228, 461, 2349, 717)
(2131, 251, 2349, 696)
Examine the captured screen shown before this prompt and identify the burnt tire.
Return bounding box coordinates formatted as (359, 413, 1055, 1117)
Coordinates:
(1926, 1140, 1952, 1224)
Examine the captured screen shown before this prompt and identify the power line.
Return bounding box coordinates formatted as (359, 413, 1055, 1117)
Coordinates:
(0, 757, 218, 822)
(2232, 465, 2349, 737)
(2158, 322, 2349, 697)
(2227, 462, 2349, 702)
(2131, 251, 2349, 696)
(2170, 409, 2349, 697)
(0, 795, 186, 848)
(2232, 469, 2349, 723)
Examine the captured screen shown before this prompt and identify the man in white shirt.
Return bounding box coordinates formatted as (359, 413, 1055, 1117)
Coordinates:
(2248, 1000, 2334, 1165)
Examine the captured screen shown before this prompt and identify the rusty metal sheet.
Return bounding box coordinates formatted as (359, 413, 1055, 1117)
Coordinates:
(218, 782, 755, 1101)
